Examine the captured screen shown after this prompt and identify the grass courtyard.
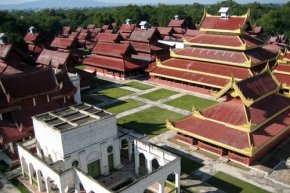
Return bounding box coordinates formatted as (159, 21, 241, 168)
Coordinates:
(117, 107, 185, 137)
(103, 99, 144, 114)
(206, 171, 270, 193)
(125, 81, 153, 90)
(96, 87, 134, 99)
(165, 95, 218, 111)
(139, 88, 178, 101)
(90, 77, 115, 88)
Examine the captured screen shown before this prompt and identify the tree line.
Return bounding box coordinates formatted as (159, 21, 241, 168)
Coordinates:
(0, 0, 289, 50)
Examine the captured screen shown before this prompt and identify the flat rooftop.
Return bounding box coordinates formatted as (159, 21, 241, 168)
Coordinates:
(34, 103, 112, 132)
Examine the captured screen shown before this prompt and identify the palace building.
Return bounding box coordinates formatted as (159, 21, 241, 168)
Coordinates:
(18, 103, 181, 193)
(273, 49, 290, 97)
(24, 26, 47, 58)
(166, 71, 290, 165)
(148, 8, 277, 94)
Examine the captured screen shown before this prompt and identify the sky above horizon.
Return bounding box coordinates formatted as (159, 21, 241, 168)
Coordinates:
(0, 0, 288, 4)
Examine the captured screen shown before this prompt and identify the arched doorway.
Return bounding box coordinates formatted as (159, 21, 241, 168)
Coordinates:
(152, 159, 160, 171)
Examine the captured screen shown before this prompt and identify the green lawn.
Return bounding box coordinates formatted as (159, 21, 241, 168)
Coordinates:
(81, 94, 103, 104)
(97, 87, 134, 99)
(10, 178, 31, 193)
(139, 89, 178, 101)
(90, 77, 115, 88)
(165, 95, 218, 111)
(103, 99, 144, 114)
(125, 81, 153, 90)
(117, 107, 185, 137)
(206, 172, 270, 193)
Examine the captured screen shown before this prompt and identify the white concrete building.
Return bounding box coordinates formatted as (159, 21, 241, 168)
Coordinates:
(18, 103, 181, 193)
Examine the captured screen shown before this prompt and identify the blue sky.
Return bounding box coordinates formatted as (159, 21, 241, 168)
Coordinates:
(0, 0, 288, 4)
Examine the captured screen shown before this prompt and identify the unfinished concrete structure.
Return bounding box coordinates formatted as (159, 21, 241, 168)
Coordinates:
(18, 103, 180, 193)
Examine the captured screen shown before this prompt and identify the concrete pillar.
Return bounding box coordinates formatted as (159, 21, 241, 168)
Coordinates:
(75, 183, 81, 193)
(147, 159, 152, 173)
(175, 173, 180, 193)
(36, 171, 44, 192)
(28, 164, 33, 185)
(113, 139, 122, 169)
(20, 157, 25, 176)
(158, 182, 164, 193)
(128, 140, 133, 161)
(134, 152, 139, 174)
(36, 146, 43, 159)
(45, 178, 51, 193)
(101, 144, 109, 175)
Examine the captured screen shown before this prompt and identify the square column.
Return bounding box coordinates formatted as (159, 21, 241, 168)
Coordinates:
(147, 159, 152, 173)
(113, 139, 122, 169)
(175, 173, 180, 193)
(45, 178, 51, 193)
(158, 182, 164, 193)
(134, 146, 139, 174)
(128, 140, 133, 161)
(36, 171, 44, 192)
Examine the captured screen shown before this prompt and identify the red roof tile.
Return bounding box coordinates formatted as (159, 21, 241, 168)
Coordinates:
(50, 37, 74, 49)
(36, 49, 70, 67)
(129, 28, 157, 42)
(92, 42, 130, 58)
(157, 27, 173, 36)
(96, 33, 120, 43)
(0, 67, 59, 102)
(236, 72, 278, 101)
(0, 121, 32, 144)
(186, 34, 264, 48)
(246, 94, 290, 125)
(0, 44, 12, 59)
(175, 116, 249, 149)
(184, 29, 205, 37)
(62, 26, 71, 35)
(200, 16, 247, 31)
(83, 55, 143, 72)
(160, 58, 251, 79)
(118, 24, 136, 33)
(274, 73, 290, 86)
(150, 67, 228, 88)
(24, 33, 40, 44)
(202, 99, 247, 126)
(168, 19, 185, 27)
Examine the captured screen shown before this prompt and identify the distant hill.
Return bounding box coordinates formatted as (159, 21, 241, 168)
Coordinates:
(0, 0, 122, 10)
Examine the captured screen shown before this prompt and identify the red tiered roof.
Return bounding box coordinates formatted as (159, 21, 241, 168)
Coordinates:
(83, 55, 143, 72)
(119, 24, 136, 33)
(274, 73, 290, 86)
(175, 47, 275, 65)
(50, 37, 74, 49)
(236, 72, 278, 100)
(186, 34, 264, 48)
(200, 16, 247, 31)
(96, 33, 121, 43)
(129, 28, 157, 42)
(150, 67, 228, 88)
(175, 116, 249, 149)
(0, 121, 32, 144)
(168, 19, 186, 27)
(36, 49, 70, 67)
(0, 67, 58, 103)
(157, 58, 252, 79)
(92, 42, 131, 58)
(157, 27, 173, 37)
(24, 33, 40, 44)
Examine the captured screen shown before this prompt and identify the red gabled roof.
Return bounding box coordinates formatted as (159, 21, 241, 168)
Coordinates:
(129, 28, 157, 43)
(184, 29, 205, 38)
(24, 32, 40, 44)
(118, 24, 136, 33)
(36, 49, 70, 67)
(62, 26, 71, 35)
(168, 19, 186, 27)
(246, 94, 290, 125)
(92, 42, 130, 58)
(175, 116, 249, 149)
(236, 72, 278, 101)
(274, 73, 290, 86)
(68, 32, 80, 40)
(83, 55, 143, 72)
(87, 24, 96, 29)
(0, 121, 32, 144)
(50, 37, 74, 49)
(0, 44, 12, 59)
(77, 32, 89, 40)
(200, 16, 247, 31)
(202, 99, 247, 126)
(157, 27, 174, 36)
(0, 67, 59, 103)
(96, 33, 120, 43)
